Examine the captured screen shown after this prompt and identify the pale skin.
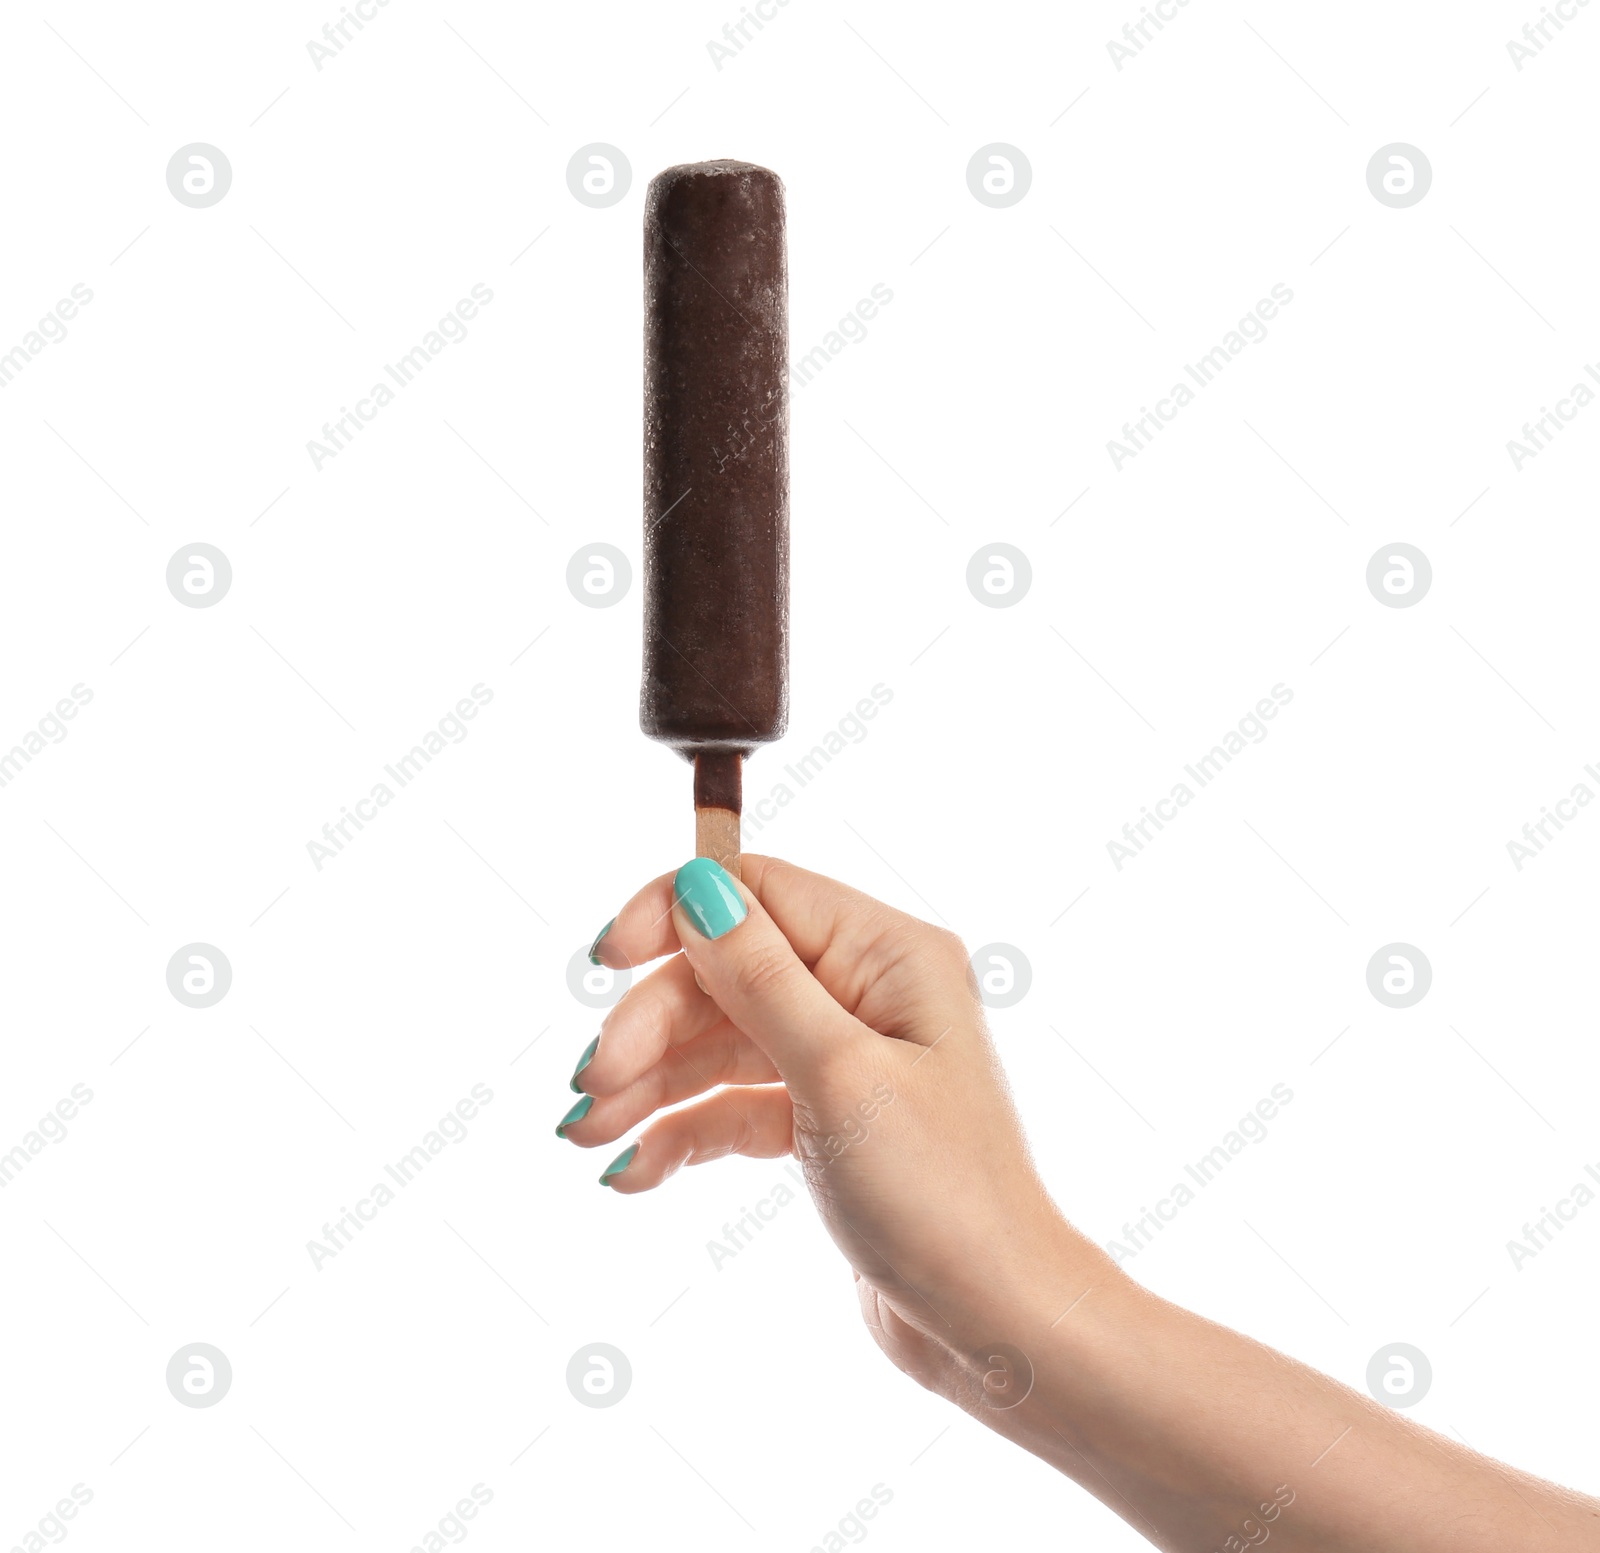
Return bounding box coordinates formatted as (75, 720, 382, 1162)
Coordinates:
(568, 855, 1599, 1552)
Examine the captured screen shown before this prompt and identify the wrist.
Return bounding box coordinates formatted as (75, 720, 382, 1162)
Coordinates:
(939, 1233, 1158, 1472)
(936, 1209, 1137, 1371)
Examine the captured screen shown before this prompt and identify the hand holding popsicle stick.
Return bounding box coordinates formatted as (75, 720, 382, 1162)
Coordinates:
(641, 161, 790, 880)
(569, 857, 1600, 1553)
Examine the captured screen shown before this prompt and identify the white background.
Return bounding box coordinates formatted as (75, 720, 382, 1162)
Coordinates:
(3, 1, 1598, 1548)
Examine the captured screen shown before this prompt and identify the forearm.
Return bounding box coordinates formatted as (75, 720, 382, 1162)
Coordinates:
(948, 1223, 1598, 1552)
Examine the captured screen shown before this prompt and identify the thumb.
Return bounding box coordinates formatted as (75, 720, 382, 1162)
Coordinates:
(670, 857, 863, 1084)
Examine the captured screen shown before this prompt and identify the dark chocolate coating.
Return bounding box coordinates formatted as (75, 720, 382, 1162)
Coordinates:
(693, 750, 742, 813)
(642, 160, 789, 760)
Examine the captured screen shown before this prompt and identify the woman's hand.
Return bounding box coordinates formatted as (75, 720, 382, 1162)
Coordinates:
(560, 853, 1106, 1380)
(561, 854, 1600, 1553)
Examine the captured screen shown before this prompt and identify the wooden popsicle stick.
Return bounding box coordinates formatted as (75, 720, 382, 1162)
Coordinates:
(693, 752, 743, 879)
(695, 806, 742, 878)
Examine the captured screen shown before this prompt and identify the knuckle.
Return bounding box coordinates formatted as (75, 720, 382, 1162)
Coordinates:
(908, 924, 968, 976)
(728, 1105, 758, 1158)
(873, 912, 952, 961)
(732, 938, 796, 1002)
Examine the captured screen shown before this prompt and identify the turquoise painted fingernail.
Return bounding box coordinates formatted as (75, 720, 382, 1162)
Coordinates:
(674, 857, 747, 940)
(599, 1142, 638, 1186)
(556, 1094, 593, 1138)
(587, 918, 615, 965)
(569, 1035, 599, 1093)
